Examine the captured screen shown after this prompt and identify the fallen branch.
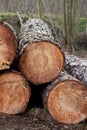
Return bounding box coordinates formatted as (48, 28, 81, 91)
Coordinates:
(16, 11, 23, 26)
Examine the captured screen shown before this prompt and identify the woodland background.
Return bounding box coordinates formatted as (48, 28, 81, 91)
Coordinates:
(0, 0, 87, 55)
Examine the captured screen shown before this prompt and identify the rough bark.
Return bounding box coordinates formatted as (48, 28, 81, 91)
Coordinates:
(18, 18, 60, 54)
(43, 71, 87, 124)
(18, 18, 64, 85)
(65, 53, 87, 85)
(0, 70, 31, 115)
(0, 21, 18, 70)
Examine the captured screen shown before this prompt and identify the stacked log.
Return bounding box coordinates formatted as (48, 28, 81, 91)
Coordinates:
(43, 71, 87, 124)
(65, 53, 87, 85)
(18, 18, 64, 85)
(0, 71, 31, 115)
(0, 21, 31, 115)
(0, 21, 18, 70)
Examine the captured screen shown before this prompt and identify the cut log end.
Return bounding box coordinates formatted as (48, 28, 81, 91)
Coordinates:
(0, 22, 17, 70)
(19, 41, 64, 85)
(0, 71, 31, 115)
(47, 80, 87, 124)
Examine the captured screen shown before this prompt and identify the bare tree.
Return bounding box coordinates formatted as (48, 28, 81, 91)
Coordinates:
(63, 0, 67, 47)
(63, 0, 78, 53)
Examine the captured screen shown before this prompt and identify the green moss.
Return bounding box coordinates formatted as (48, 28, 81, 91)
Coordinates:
(77, 18, 87, 32)
(0, 13, 29, 34)
(0, 13, 86, 34)
(42, 14, 63, 28)
(0, 12, 29, 21)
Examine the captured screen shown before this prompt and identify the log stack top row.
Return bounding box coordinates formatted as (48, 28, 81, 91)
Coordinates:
(0, 18, 87, 125)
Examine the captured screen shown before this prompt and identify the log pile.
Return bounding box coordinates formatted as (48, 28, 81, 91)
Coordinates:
(0, 18, 87, 125)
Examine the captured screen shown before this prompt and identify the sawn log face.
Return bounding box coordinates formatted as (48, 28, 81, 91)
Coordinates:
(0, 71, 31, 115)
(19, 41, 64, 85)
(18, 18, 64, 85)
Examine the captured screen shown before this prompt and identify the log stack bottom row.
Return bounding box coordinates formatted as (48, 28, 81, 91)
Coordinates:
(43, 71, 87, 124)
(0, 18, 87, 125)
(46, 80, 87, 124)
(0, 71, 31, 115)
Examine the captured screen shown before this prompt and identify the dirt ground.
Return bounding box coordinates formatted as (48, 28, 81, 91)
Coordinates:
(0, 107, 87, 130)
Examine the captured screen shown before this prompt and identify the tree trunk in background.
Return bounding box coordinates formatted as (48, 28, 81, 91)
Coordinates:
(69, 0, 75, 52)
(63, 0, 67, 47)
(66, 0, 71, 51)
(43, 71, 87, 124)
(63, 0, 77, 53)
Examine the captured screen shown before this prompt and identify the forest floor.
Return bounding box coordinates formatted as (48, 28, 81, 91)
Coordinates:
(0, 107, 87, 130)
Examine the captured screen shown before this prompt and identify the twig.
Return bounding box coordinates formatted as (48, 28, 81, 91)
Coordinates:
(16, 11, 23, 26)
